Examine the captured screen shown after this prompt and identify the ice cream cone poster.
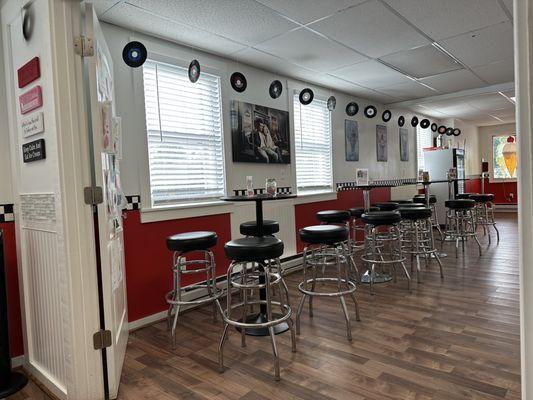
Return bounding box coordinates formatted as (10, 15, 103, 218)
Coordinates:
(493, 135, 517, 178)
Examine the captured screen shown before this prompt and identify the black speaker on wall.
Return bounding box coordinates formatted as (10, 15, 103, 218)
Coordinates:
(0, 231, 27, 397)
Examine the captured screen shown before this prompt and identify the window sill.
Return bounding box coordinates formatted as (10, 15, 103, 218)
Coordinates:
(140, 200, 234, 223)
(293, 191, 337, 204)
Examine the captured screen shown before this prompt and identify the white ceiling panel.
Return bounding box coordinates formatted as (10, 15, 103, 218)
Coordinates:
(472, 60, 514, 85)
(420, 69, 486, 93)
(254, 0, 367, 24)
(502, 0, 513, 16)
(332, 60, 413, 88)
(379, 45, 463, 78)
(468, 93, 514, 111)
(125, 0, 298, 46)
(383, 0, 509, 40)
(93, 0, 121, 15)
(254, 28, 366, 72)
(376, 81, 437, 101)
(438, 22, 513, 68)
(231, 47, 293, 74)
(101, 3, 247, 55)
(309, 0, 429, 58)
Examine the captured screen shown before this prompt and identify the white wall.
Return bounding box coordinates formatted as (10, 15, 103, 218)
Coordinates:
(101, 22, 431, 202)
(478, 122, 516, 179)
(441, 118, 481, 175)
(0, 11, 12, 204)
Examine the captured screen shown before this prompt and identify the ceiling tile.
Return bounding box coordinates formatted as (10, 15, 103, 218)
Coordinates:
(125, 0, 298, 46)
(471, 60, 514, 84)
(384, 0, 509, 40)
(438, 22, 513, 68)
(332, 60, 413, 88)
(254, 0, 366, 24)
(254, 28, 366, 72)
(101, 3, 247, 54)
(468, 93, 514, 111)
(376, 81, 438, 101)
(309, 0, 429, 58)
(379, 45, 463, 78)
(232, 47, 292, 74)
(93, 0, 122, 15)
(420, 69, 486, 93)
(502, 0, 513, 17)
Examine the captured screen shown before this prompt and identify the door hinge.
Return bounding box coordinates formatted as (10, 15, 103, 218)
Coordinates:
(84, 186, 103, 205)
(74, 35, 94, 57)
(93, 329, 112, 350)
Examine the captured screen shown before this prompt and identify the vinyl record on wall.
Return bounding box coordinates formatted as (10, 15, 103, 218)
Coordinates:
(327, 96, 337, 111)
(453, 128, 461, 136)
(364, 105, 377, 118)
(122, 41, 147, 68)
(345, 102, 358, 116)
(22, 3, 34, 41)
(299, 88, 314, 105)
(431, 123, 438, 132)
(398, 116, 405, 127)
(269, 80, 283, 99)
(382, 110, 392, 122)
(411, 116, 419, 127)
(188, 59, 201, 83)
(230, 72, 247, 92)
(438, 125, 447, 134)
(420, 118, 430, 129)
(445, 127, 454, 136)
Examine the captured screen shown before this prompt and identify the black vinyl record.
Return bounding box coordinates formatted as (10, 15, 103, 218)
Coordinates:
(299, 88, 314, 105)
(22, 3, 34, 41)
(398, 116, 405, 127)
(453, 128, 461, 136)
(431, 123, 437, 132)
(122, 41, 147, 68)
(382, 110, 392, 122)
(269, 80, 283, 99)
(420, 118, 430, 129)
(445, 127, 454, 136)
(364, 105, 377, 118)
(411, 116, 419, 127)
(188, 60, 201, 83)
(438, 125, 447, 134)
(230, 72, 247, 92)
(327, 96, 337, 111)
(345, 102, 358, 116)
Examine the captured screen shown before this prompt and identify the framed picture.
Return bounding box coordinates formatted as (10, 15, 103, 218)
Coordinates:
(399, 127, 409, 161)
(345, 119, 359, 161)
(230, 100, 290, 164)
(356, 168, 369, 186)
(376, 124, 388, 162)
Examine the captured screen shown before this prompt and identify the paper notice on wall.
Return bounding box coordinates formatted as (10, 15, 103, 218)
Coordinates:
(109, 238, 123, 291)
(101, 101, 112, 152)
(21, 112, 44, 138)
(20, 193, 56, 223)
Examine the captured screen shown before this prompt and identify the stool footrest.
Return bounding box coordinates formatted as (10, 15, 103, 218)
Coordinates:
(298, 278, 356, 297)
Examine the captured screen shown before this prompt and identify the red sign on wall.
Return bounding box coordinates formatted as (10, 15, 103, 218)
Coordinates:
(17, 57, 40, 88)
(19, 85, 43, 115)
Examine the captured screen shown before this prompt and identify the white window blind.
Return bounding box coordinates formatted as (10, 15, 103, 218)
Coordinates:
(416, 125, 432, 171)
(293, 93, 332, 193)
(143, 60, 225, 207)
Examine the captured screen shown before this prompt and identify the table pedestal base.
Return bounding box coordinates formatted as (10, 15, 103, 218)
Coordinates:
(236, 313, 289, 336)
(360, 270, 393, 284)
(0, 372, 28, 398)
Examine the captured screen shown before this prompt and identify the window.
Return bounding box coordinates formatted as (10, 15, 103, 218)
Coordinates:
(416, 125, 432, 171)
(293, 93, 332, 193)
(143, 60, 225, 207)
(493, 134, 517, 179)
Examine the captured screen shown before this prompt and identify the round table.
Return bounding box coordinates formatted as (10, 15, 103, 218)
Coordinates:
(221, 193, 296, 336)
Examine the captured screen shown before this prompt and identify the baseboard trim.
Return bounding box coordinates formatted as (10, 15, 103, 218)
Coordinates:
(12, 355, 24, 368)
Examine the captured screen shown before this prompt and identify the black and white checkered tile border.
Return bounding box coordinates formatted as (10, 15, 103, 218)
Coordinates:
(233, 186, 292, 196)
(336, 178, 419, 191)
(0, 204, 14, 223)
(125, 195, 141, 211)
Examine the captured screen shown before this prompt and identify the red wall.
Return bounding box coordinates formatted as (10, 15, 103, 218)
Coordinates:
(465, 178, 517, 204)
(1, 223, 24, 358)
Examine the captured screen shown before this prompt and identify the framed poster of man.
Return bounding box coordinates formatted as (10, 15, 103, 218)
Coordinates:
(376, 124, 388, 162)
(345, 119, 359, 161)
(399, 128, 409, 161)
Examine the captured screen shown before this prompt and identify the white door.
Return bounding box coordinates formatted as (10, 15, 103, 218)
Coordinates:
(83, 3, 128, 398)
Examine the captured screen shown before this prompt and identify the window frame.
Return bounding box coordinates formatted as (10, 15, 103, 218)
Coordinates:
(416, 124, 433, 172)
(491, 133, 517, 182)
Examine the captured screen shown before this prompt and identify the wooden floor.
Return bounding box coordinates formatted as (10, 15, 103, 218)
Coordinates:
(11, 213, 521, 400)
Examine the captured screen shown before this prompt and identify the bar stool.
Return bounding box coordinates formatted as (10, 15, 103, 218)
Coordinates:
(456, 193, 476, 199)
(470, 194, 499, 243)
(348, 207, 379, 249)
(398, 206, 444, 283)
(392, 199, 414, 204)
(361, 211, 410, 294)
(220, 236, 295, 380)
(373, 202, 399, 211)
(413, 194, 443, 240)
(296, 225, 359, 341)
(444, 199, 482, 257)
(240, 220, 279, 237)
(166, 231, 221, 349)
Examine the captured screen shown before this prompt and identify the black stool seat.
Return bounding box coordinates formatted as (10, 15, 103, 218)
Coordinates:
(240, 220, 279, 236)
(413, 195, 436, 204)
(455, 193, 476, 199)
(470, 193, 494, 202)
(373, 202, 399, 211)
(224, 237, 284, 262)
(362, 211, 401, 226)
(167, 231, 218, 252)
(445, 199, 475, 209)
(299, 225, 349, 245)
(349, 206, 379, 218)
(392, 199, 413, 204)
(397, 203, 425, 208)
(316, 210, 350, 223)
(398, 207, 432, 220)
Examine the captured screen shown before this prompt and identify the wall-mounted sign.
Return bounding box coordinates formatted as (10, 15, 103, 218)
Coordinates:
(17, 57, 40, 88)
(22, 138, 46, 163)
(19, 85, 42, 114)
(21, 112, 44, 138)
